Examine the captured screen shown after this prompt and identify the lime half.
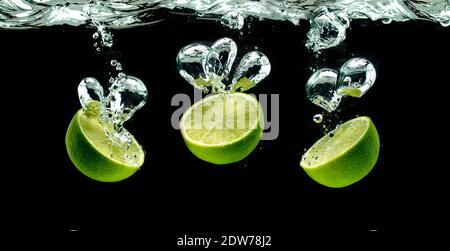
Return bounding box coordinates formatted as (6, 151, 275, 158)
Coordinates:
(300, 116, 380, 188)
(180, 93, 264, 164)
(65, 106, 144, 182)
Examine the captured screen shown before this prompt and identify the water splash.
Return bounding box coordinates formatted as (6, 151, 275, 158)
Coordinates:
(77, 71, 147, 165)
(306, 6, 350, 52)
(230, 51, 271, 92)
(1, 1, 449, 29)
(221, 10, 245, 30)
(177, 37, 271, 94)
(78, 77, 104, 110)
(337, 58, 376, 98)
(306, 57, 376, 111)
(306, 68, 341, 112)
(105, 75, 148, 131)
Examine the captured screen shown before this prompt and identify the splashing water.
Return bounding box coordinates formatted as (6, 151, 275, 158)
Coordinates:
(2, 1, 449, 29)
(306, 57, 377, 112)
(306, 68, 341, 112)
(78, 71, 148, 165)
(78, 77, 104, 110)
(306, 6, 350, 52)
(337, 58, 376, 98)
(221, 10, 245, 30)
(177, 37, 271, 94)
(1, 1, 448, 50)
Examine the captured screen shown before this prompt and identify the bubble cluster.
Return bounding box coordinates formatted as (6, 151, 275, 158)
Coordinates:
(306, 58, 376, 112)
(177, 37, 271, 94)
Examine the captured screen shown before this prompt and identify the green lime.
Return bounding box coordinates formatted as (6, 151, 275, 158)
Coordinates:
(338, 87, 363, 98)
(65, 103, 144, 182)
(180, 93, 264, 164)
(300, 116, 380, 188)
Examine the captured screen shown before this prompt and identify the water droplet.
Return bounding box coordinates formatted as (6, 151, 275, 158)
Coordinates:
(92, 32, 99, 39)
(306, 68, 342, 112)
(106, 76, 148, 129)
(221, 10, 245, 30)
(118, 72, 126, 79)
(337, 58, 376, 98)
(313, 114, 323, 124)
(306, 6, 350, 52)
(231, 51, 271, 92)
(176, 43, 210, 91)
(78, 77, 104, 109)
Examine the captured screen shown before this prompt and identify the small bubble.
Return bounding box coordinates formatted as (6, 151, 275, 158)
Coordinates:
(313, 114, 323, 124)
(92, 32, 99, 39)
(94, 42, 98, 47)
(116, 64, 123, 71)
(382, 18, 392, 24)
(109, 77, 115, 83)
(118, 72, 126, 79)
(96, 47, 101, 52)
(110, 60, 118, 66)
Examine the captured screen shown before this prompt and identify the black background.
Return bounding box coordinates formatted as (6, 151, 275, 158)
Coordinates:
(1, 16, 449, 244)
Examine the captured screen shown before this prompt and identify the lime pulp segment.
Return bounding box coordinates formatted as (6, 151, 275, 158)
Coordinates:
(180, 93, 263, 164)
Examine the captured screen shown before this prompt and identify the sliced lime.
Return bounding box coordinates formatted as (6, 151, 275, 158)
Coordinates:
(65, 104, 144, 182)
(180, 93, 263, 164)
(300, 116, 380, 188)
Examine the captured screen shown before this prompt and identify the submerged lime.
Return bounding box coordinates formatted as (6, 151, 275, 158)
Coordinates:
(180, 93, 263, 164)
(65, 104, 144, 182)
(300, 116, 380, 188)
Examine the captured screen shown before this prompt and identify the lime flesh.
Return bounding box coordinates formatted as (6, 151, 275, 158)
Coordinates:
(300, 116, 380, 188)
(180, 93, 263, 164)
(338, 87, 363, 97)
(66, 109, 144, 182)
